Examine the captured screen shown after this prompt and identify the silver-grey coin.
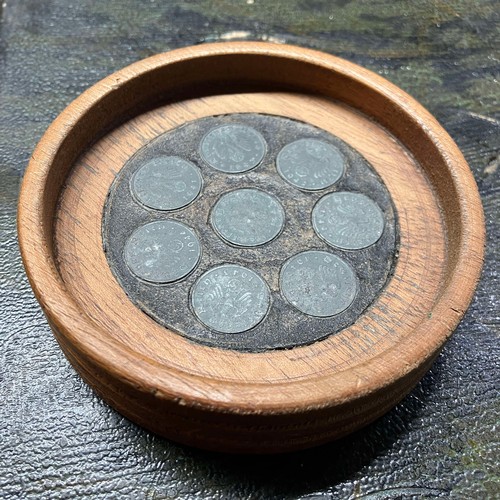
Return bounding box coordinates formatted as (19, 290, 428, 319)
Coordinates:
(124, 220, 201, 283)
(200, 124, 267, 173)
(131, 156, 202, 211)
(191, 264, 270, 334)
(312, 192, 385, 250)
(276, 138, 345, 190)
(211, 189, 285, 247)
(280, 250, 357, 317)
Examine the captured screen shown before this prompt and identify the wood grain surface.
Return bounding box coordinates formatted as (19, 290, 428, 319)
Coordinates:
(18, 43, 484, 452)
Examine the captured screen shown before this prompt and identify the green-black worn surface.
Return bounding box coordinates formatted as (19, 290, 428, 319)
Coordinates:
(0, 0, 498, 498)
(103, 113, 398, 351)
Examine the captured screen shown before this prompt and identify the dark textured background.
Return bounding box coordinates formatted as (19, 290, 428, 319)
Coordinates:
(0, 1, 498, 498)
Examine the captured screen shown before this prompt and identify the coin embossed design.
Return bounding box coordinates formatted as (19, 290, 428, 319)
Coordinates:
(211, 188, 285, 247)
(280, 250, 357, 317)
(124, 220, 201, 283)
(200, 124, 267, 173)
(191, 264, 270, 334)
(313, 192, 385, 250)
(131, 156, 202, 211)
(276, 138, 345, 190)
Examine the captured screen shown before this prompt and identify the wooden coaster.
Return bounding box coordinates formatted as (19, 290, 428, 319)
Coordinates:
(18, 42, 484, 454)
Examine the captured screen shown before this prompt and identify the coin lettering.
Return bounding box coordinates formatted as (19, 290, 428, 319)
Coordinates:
(312, 192, 385, 250)
(280, 250, 357, 317)
(124, 220, 201, 283)
(191, 264, 270, 333)
(211, 188, 285, 247)
(277, 138, 345, 190)
(131, 156, 202, 211)
(200, 124, 267, 173)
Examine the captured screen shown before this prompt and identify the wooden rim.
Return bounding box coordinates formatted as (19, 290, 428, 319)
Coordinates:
(18, 42, 484, 419)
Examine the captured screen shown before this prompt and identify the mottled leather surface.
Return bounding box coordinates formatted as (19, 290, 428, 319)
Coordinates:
(1, 1, 498, 498)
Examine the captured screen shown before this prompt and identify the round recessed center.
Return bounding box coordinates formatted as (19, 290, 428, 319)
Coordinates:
(211, 188, 285, 247)
(280, 250, 358, 317)
(191, 264, 270, 334)
(277, 138, 345, 190)
(200, 124, 266, 173)
(124, 220, 201, 283)
(312, 192, 385, 250)
(131, 156, 202, 211)
(103, 113, 398, 351)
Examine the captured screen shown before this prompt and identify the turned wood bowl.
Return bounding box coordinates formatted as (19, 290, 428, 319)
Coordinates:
(18, 42, 484, 453)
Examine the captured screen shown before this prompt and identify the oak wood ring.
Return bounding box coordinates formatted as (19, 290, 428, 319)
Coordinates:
(18, 42, 484, 453)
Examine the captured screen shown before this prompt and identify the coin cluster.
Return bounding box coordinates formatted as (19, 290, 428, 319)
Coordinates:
(126, 122, 383, 333)
(103, 114, 397, 351)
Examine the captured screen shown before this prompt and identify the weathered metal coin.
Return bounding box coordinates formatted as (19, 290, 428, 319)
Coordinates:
(200, 124, 267, 173)
(211, 188, 285, 247)
(280, 250, 357, 317)
(124, 220, 201, 283)
(131, 156, 202, 211)
(276, 138, 345, 190)
(313, 192, 385, 250)
(191, 264, 270, 333)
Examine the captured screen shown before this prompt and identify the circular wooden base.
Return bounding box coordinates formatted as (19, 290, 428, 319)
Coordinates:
(18, 42, 484, 453)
